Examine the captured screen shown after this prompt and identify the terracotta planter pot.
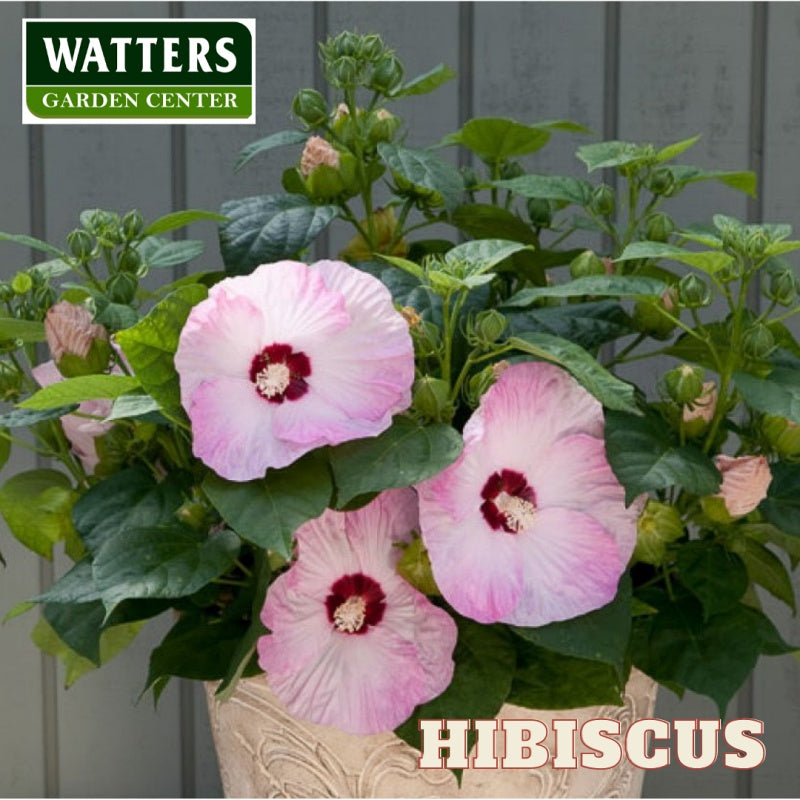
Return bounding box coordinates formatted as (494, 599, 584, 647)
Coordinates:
(206, 669, 658, 798)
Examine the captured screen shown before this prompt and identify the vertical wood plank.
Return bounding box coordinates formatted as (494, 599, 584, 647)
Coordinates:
(37, 2, 182, 796)
(0, 4, 47, 794)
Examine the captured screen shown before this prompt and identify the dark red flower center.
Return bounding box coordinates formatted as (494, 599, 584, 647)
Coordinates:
(480, 469, 537, 534)
(325, 572, 386, 635)
(249, 343, 311, 403)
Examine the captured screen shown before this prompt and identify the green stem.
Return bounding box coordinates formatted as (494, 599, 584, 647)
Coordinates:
(0, 430, 55, 458)
(603, 333, 646, 368)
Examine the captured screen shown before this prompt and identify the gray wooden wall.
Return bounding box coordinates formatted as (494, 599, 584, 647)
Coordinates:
(1, 2, 799, 797)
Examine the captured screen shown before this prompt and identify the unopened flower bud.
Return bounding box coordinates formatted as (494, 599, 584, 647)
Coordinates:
(472, 309, 508, 346)
(678, 273, 712, 308)
(765, 266, 797, 307)
(527, 198, 553, 228)
(300, 136, 340, 178)
(647, 167, 676, 196)
(570, 250, 606, 280)
(589, 184, 615, 217)
(664, 364, 704, 405)
(644, 212, 675, 243)
(107, 272, 138, 305)
(67, 229, 93, 260)
(397, 533, 440, 596)
(499, 160, 524, 181)
(702, 455, 772, 521)
(121, 210, 144, 240)
(369, 54, 403, 93)
(763, 415, 800, 458)
(11, 273, 32, 295)
(0, 359, 23, 402)
(117, 248, 141, 274)
(682, 381, 717, 438)
(332, 31, 359, 58)
(633, 500, 684, 566)
(45, 301, 110, 377)
(412, 376, 451, 422)
(742, 323, 776, 360)
(292, 88, 328, 127)
(745, 229, 770, 258)
(467, 365, 497, 407)
(632, 291, 678, 340)
(330, 55, 359, 88)
(461, 165, 480, 191)
(361, 33, 384, 61)
(367, 108, 401, 144)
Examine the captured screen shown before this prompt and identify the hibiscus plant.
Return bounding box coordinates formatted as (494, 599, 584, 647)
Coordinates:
(1, 31, 799, 742)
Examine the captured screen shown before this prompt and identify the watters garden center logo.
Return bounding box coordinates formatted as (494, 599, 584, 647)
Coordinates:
(22, 18, 255, 124)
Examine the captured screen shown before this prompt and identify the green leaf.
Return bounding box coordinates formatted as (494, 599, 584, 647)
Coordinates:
(34, 559, 103, 605)
(219, 194, 340, 275)
(43, 600, 107, 665)
(504, 275, 667, 307)
(451, 204, 538, 245)
(378, 143, 464, 212)
(675, 542, 748, 619)
(378, 254, 424, 279)
(115, 284, 207, 419)
(92, 525, 240, 613)
(203, 451, 332, 559)
(104, 393, 161, 421)
(655, 135, 701, 163)
(604, 409, 721, 504)
(737, 538, 797, 611)
(19, 374, 140, 410)
(392, 63, 455, 97)
(143, 209, 227, 237)
(511, 574, 631, 678)
(667, 165, 757, 197)
(493, 174, 594, 206)
(442, 117, 551, 163)
(72, 465, 185, 557)
(577, 141, 651, 172)
(741, 522, 800, 568)
(666, 323, 769, 376)
(0, 231, 65, 257)
(0, 469, 76, 558)
(32, 616, 142, 688)
(735, 369, 800, 424)
(235, 130, 308, 172)
(395, 618, 515, 750)
(29, 258, 71, 280)
(616, 241, 733, 274)
(0, 316, 46, 343)
(509, 642, 624, 709)
(329, 416, 463, 507)
(765, 241, 800, 257)
(0, 404, 78, 428)
(760, 462, 800, 538)
(509, 333, 639, 414)
(136, 236, 205, 269)
(444, 238, 532, 276)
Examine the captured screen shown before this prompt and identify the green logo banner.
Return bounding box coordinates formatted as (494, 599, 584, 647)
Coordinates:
(23, 18, 255, 124)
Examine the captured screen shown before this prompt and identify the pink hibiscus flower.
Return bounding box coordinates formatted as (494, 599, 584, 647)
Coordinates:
(713, 454, 772, 518)
(31, 361, 112, 474)
(174, 260, 414, 481)
(257, 489, 457, 735)
(417, 361, 639, 628)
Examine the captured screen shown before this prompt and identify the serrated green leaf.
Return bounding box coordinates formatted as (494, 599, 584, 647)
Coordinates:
(760, 463, 800, 539)
(444, 239, 532, 276)
(735, 368, 800, 424)
(329, 416, 463, 507)
(0, 404, 79, 428)
(604, 409, 721, 504)
(737, 538, 796, 612)
(104, 393, 161, 421)
(493, 174, 594, 205)
(34, 559, 102, 605)
(616, 241, 733, 274)
(655, 135, 701, 163)
(19, 374, 140, 410)
(509, 333, 639, 414)
(235, 130, 308, 172)
(378, 143, 463, 212)
(442, 117, 551, 163)
(0, 316, 46, 343)
(29, 258, 72, 280)
(203, 451, 332, 559)
(392, 63, 455, 97)
(136, 236, 205, 269)
(0, 231, 65, 257)
(741, 522, 800, 568)
(577, 141, 651, 172)
(669, 165, 757, 198)
(675, 542, 748, 619)
(450, 204, 538, 245)
(143, 209, 227, 237)
(504, 275, 667, 307)
(115, 284, 207, 419)
(378, 254, 424, 279)
(219, 194, 340, 275)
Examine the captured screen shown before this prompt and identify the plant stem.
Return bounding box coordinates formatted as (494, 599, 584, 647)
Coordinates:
(604, 333, 646, 368)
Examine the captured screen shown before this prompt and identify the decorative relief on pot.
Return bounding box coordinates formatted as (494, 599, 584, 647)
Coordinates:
(206, 668, 658, 798)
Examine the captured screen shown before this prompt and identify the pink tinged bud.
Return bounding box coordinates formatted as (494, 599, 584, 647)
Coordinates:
(713, 455, 772, 518)
(45, 301, 107, 361)
(333, 103, 350, 123)
(300, 136, 340, 177)
(661, 288, 677, 313)
(683, 381, 717, 425)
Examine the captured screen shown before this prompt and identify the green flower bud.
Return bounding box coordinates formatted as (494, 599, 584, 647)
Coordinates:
(633, 500, 684, 566)
(117, 248, 141, 274)
(367, 109, 401, 144)
(589, 184, 615, 217)
(361, 34, 384, 61)
(526, 197, 553, 228)
(397, 533, 440, 596)
(412, 376, 452, 422)
(569, 250, 606, 279)
(632, 291, 678, 340)
(332, 31, 359, 58)
(466, 364, 499, 407)
(292, 88, 328, 127)
(472, 309, 508, 346)
(11, 273, 33, 295)
(121, 210, 144, 240)
(460, 165, 480, 191)
(745, 228, 770, 258)
(0, 359, 23, 402)
(763, 415, 800, 458)
(715, 257, 744, 284)
(644, 212, 675, 243)
(647, 167, 676, 196)
(664, 364, 704, 405)
(329, 55, 359, 88)
(678, 273, 712, 308)
(499, 160, 524, 181)
(765, 266, 797, 306)
(67, 229, 93, 260)
(742, 323, 776, 359)
(106, 272, 138, 305)
(369, 54, 403, 93)
(720, 226, 742, 255)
